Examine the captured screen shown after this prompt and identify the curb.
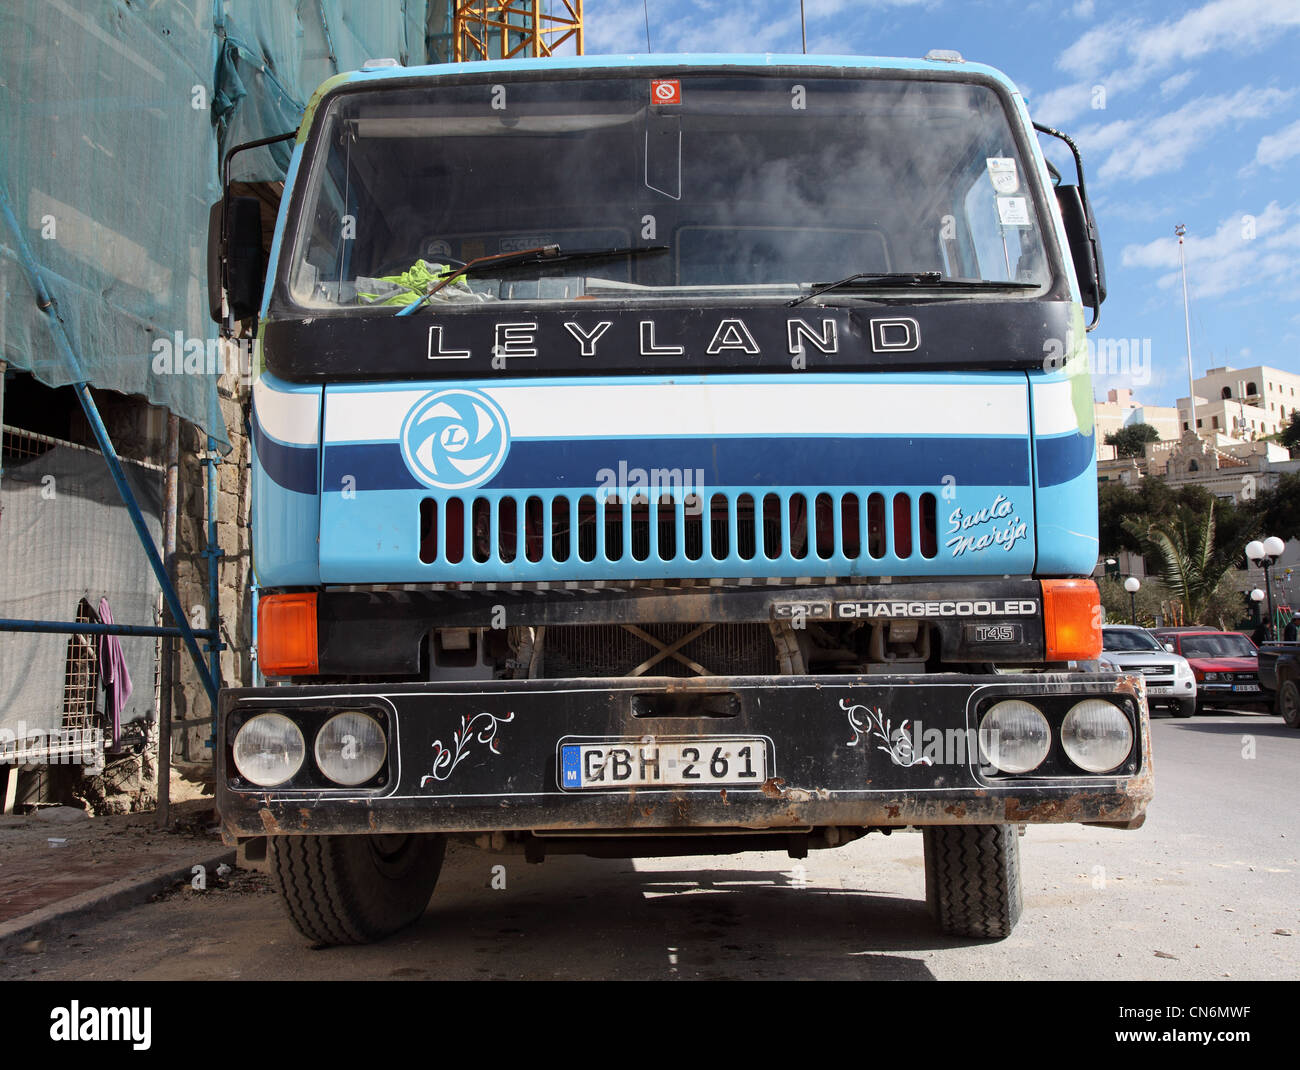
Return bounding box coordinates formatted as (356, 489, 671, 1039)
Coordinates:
(0, 849, 237, 950)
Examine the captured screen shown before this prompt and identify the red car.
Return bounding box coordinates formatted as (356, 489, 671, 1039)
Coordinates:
(1152, 630, 1265, 711)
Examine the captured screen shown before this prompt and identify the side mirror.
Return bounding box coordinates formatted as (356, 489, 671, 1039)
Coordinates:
(1056, 184, 1107, 318)
(1163, 643, 1175, 653)
(207, 196, 265, 325)
(226, 196, 265, 322)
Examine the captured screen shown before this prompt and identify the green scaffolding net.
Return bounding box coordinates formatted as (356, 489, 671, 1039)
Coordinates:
(0, 0, 442, 446)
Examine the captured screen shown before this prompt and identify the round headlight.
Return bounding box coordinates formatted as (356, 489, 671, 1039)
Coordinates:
(232, 713, 306, 787)
(1061, 699, 1133, 773)
(978, 700, 1051, 774)
(314, 711, 387, 786)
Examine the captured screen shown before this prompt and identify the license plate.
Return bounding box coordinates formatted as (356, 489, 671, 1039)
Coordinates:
(1147, 685, 1174, 695)
(559, 737, 768, 790)
(1233, 684, 1260, 692)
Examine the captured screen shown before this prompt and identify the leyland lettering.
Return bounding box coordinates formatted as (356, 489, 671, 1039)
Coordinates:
(211, 52, 1142, 948)
(427, 316, 843, 361)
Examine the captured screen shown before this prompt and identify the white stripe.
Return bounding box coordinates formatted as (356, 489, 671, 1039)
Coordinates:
(254, 378, 320, 446)
(1032, 378, 1086, 437)
(323, 381, 1028, 443)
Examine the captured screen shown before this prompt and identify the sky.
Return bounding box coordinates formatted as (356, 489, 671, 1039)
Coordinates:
(568, 0, 1300, 410)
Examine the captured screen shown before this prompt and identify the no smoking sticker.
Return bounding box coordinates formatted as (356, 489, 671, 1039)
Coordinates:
(651, 79, 681, 105)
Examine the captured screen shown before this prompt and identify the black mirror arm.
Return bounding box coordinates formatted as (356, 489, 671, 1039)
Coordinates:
(1034, 121, 1102, 333)
(216, 131, 297, 336)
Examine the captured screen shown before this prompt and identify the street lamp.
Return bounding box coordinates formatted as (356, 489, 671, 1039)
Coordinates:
(1176, 223, 1196, 435)
(1246, 537, 1286, 639)
(1124, 576, 1140, 625)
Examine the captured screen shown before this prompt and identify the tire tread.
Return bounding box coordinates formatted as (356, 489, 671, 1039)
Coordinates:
(269, 834, 444, 946)
(923, 824, 1022, 940)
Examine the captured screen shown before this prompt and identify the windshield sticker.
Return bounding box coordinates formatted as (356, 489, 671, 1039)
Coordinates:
(986, 156, 1019, 193)
(651, 79, 681, 105)
(996, 196, 1031, 227)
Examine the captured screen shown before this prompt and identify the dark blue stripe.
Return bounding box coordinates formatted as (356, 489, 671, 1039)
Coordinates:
(322, 436, 1031, 492)
(252, 409, 318, 495)
(1036, 431, 1094, 488)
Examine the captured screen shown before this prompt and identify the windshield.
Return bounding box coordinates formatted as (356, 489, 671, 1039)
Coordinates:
(1180, 634, 1257, 658)
(1103, 629, 1162, 653)
(285, 73, 1053, 310)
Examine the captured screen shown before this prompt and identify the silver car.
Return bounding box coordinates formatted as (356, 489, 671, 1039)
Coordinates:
(1100, 625, 1198, 717)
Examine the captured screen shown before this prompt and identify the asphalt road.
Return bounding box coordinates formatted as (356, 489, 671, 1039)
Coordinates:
(9, 709, 1298, 981)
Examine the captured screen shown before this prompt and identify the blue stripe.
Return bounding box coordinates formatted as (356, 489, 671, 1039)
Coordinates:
(1036, 431, 1094, 488)
(322, 436, 1030, 492)
(252, 409, 318, 495)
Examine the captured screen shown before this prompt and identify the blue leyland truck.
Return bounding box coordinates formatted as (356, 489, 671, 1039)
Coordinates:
(209, 52, 1150, 945)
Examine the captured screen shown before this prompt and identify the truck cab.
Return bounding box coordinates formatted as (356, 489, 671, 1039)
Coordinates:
(211, 53, 1148, 946)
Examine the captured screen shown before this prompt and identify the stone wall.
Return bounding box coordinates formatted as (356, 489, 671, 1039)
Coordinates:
(171, 339, 253, 764)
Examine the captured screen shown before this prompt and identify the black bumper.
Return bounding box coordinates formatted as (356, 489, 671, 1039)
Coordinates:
(217, 672, 1152, 840)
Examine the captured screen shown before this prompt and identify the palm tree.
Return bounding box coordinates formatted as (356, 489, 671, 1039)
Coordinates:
(1122, 500, 1245, 625)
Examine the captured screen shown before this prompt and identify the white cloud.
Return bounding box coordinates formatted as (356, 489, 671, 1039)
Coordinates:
(1120, 201, 1300, 301)
(585, 0, 934, 55)
(1029, 81, 1094, 125)
(584, 0, 654, 53)
(1072, 0, 1095, 17)
(1059, 19, 1143, 76)
(1159, 70, 1196, 98)
(1041, 1, 1300, 126)
(1253, 118, 1300, 169)
(1130, 0, 1300, 67)
(1062, 1, 1300, 78)
(1081, 86, 1293, 182)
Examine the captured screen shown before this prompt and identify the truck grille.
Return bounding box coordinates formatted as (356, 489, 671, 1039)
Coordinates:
(542, 622, 779, 679)
(417, 490, 939, 579)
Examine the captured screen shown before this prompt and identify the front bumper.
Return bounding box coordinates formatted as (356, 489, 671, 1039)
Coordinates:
(1198, 678, 1264, 703)
(217, 672, 1152, 841)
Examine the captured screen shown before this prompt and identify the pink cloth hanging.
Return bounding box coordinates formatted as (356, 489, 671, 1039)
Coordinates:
(97, 597, 133, 747)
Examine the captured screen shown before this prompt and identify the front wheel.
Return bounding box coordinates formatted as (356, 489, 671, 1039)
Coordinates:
(923, 824, 1022, 940)
(269, 833, 446, 945)
(1279, 680, 1300, 729)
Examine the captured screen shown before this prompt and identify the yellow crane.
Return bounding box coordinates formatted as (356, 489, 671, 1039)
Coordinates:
(450, 1, 584, 61)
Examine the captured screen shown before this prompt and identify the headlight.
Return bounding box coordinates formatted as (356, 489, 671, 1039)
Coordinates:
(1061, 699, 1133, 773)
(1204, 672, 1222, 682)
(314, 711, 387, 786)
(232, 713, 306, 787)
(978, 700, 1051, 774)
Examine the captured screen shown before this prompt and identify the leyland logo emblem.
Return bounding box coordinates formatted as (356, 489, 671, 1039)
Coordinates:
(400, 388, 510, 490)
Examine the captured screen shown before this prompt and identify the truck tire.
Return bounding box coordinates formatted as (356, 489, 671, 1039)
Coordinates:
(923, 824, 1022, 940)
(269, 833, 446, 945)
(1279, 680, 1300, 729)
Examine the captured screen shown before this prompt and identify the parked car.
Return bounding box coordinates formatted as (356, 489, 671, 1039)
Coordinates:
(1256, 641, 1300, 728)
(1151, 629, 1266, 711)
(1101, 625, 1197, 717)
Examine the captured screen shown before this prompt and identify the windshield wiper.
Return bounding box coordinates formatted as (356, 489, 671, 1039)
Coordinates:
(396, 244, 669, 316)
(787, 272, 1038, 307)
